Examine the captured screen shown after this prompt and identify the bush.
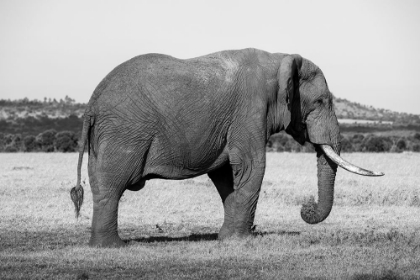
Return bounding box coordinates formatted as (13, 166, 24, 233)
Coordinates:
(36, 129, 57, 152)
(396, 138, 407, 151)
(340, 135, 354, 152)
(283, 139, 302, 152)
(4, 134, 14, 146)
(361, 135, 393, 152)
(23, 135, 38, 152)
(56, 131, 78, 152)
(13, 134, 22, 150)
(412, 144, 420, 152)
(4, 145, 18, 152)
(0, 133, 4, 151)
(351, 134, 365, 144)
(301, 142, 315, 153)
(267, 133, 296, 152)
(350, 134, 365, 152)
(0, 134, 23, 152)
(389, 145, 401, 153)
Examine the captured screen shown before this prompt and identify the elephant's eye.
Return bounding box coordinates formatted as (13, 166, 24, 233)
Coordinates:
(315, 99, 323, 106)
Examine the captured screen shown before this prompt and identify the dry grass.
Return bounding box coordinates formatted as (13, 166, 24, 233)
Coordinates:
(1, 152, 420, 279)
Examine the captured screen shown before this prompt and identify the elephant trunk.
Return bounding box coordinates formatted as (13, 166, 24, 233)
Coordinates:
(300, 143, 384, 224)
(300, 144, 339, 224)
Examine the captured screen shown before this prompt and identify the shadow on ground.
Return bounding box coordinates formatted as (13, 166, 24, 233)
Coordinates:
(1, 226, 302, 251)
(126, 230, 301, 244)
(0, 226, 88, 251)
(351, 270, 403, 280)
(127, 232, 219, 243)
(255, 230, 301, 237)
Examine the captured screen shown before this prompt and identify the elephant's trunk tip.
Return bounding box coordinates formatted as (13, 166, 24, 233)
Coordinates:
(70, 185, 84, 219)
(300, 195, 328, 224)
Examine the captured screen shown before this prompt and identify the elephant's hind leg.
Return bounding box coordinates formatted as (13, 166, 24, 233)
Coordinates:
(88, 153, 126, 247)
(90, 193, 126, 247)
(88, 146, 145, 247)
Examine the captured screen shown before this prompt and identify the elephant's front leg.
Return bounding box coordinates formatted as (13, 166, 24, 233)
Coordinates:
(230, 153, 265, 237)
(209, 150, 265, 239)
(208, 164, 236, 239)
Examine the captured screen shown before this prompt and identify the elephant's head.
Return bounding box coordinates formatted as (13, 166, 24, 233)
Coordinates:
(278, 54, 383, 224)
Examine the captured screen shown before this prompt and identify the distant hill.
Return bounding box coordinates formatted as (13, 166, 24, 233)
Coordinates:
(334, 97, 420, 125)
(0, 97, 85, 137)
(0, 96, 419, 137)
(0, 97, 85, 120)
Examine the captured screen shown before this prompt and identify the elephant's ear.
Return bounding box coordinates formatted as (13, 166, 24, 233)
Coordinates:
(278, 54, 302, 130)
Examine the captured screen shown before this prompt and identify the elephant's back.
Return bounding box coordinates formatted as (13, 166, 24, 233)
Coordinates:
(87, 52, 236, 119)
(88, 53, 232, 104)
(87, 54, 179, 105)
(84, 52, 236, 147)
(87, 49, 277, 108)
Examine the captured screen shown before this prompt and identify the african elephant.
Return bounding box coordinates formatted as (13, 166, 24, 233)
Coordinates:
(70, 48, 383, 247)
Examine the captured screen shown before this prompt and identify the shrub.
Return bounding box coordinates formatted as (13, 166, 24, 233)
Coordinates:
(266, 139, 273, 148)
(13, 134, 22, 150)
(275, 145, 286, 152)
(340, 135, 354, 152)
(412, 144, 420, 152)
(361, 135, 393, 152)
(0, 134, 23, 152)
(351, 134, 365, 144)
(270, 141, 285, 152)
(389, 145, 401, 153)
(4, 145, 18, 152)
(350, 134, 365, 152)
(267, 133, 295, 152)
(396, 138, 407, 151)
(36, 129, 57, 152)
(301, 142, 315, 153)
(0, 133, 6, 151)
(23, 135, 38, 152)
(283, 139, 302, 152)
(4, 134, 14, 146)
(56, 131, 78, 152)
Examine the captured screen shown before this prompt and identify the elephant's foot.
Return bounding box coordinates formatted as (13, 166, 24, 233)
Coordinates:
(217, 225, 235, 240)
(89, 232, 126, 248)
(217, 224, 252, 240)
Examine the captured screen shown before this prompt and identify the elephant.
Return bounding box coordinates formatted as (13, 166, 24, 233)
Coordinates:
(70, 48, 383, 247)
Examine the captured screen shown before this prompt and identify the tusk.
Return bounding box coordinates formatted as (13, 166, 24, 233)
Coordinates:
(320, 145, 384, 177)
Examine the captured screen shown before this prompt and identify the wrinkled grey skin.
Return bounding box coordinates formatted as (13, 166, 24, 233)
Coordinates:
(71, 48, 341, 247)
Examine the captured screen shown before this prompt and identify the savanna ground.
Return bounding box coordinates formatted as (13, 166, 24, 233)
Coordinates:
(1, 152, 420, 279)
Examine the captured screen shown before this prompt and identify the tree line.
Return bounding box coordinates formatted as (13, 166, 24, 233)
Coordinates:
(0, 130, 78, 152)
(1, 129, 420, 153)
(267, 132, 420, 153)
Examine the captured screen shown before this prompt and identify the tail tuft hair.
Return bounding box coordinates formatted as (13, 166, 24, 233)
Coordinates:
(70, 185, 84, 219)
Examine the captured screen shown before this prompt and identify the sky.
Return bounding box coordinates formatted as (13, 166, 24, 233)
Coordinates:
(1, 0, 419, 114)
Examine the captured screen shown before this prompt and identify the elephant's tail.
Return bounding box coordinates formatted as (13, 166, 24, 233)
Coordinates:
(70, 113, 91, 219)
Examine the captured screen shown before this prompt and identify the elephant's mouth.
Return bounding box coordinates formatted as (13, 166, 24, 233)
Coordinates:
(319, 145, 384, 176)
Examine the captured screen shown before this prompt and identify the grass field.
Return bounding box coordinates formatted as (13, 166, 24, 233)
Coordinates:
(1, 152, 420, 279)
